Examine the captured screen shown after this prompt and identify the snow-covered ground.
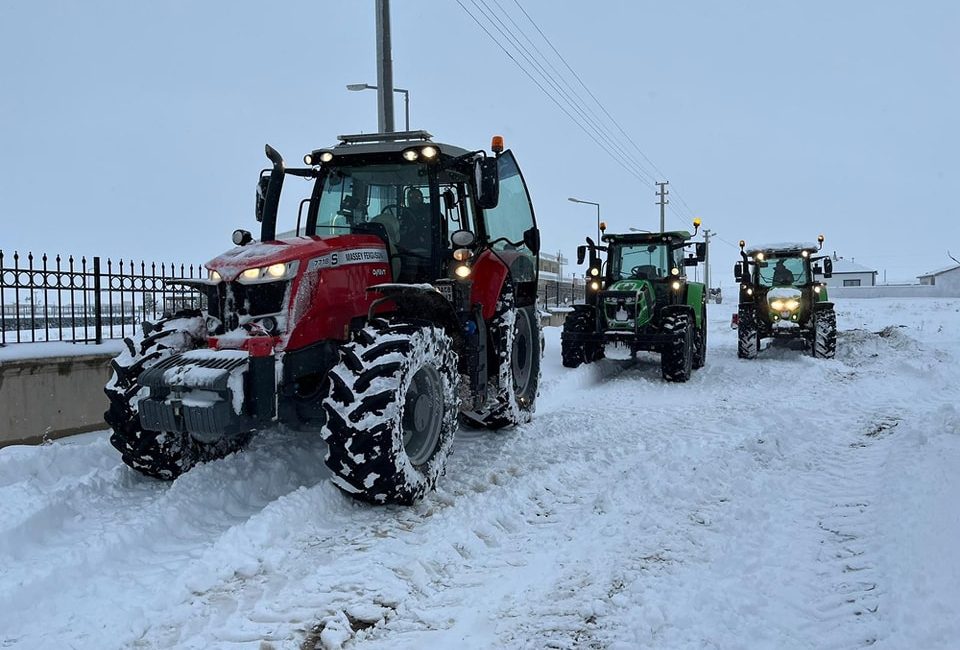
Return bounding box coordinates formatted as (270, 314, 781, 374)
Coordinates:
(1, 298, 958, 649)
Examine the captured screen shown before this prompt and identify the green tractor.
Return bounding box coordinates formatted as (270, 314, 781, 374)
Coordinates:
(733, 236, 837, 359)
(561, 220, 708, 382)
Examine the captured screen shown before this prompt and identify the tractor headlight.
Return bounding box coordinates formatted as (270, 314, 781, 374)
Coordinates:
(452, 248, 472, 262)
(208, 269, 222, 283)
(671, 280, 682, 291)
(589, 267, 600, 277)
(454, 264, 471, 279)
(770, 298, 800, 311)
(237, 260, 300, 284)
(590, 281, 600, 291)
(402, 149, 419, 162)
(814, 285, 822, 294)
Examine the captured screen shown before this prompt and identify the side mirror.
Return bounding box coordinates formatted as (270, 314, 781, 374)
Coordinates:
(734, 261, 745, 282)
(451, 229, 477, 248)
(476, 157, 499, 209)
(442, 189, 457, 212)
(233, 229, 253, 246)
(695, 242, 707, 261)
(523, 226, 541, 255)
(576, 245, 586, 265)
(255, 171, 270, 222)
(822, 257, 833, 278)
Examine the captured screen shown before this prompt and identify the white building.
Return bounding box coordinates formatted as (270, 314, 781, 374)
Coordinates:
(918, 264, 960, 294)
(815, 255, 878, 288)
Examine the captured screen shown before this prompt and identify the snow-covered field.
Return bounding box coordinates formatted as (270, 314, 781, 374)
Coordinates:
(1, 298, 958, 649)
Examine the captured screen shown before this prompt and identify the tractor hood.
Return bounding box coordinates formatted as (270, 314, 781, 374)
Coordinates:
(607, 279, 649, 294)
(206, 234, 386, 281)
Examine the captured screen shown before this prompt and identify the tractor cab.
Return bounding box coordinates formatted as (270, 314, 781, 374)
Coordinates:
(248, 131, 539, 291)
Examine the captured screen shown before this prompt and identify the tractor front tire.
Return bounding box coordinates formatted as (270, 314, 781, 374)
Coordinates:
(321, 320, 461, 505)
(693, 304, 707, 370)
(104, 311, 250, 480)
(462, 294, 541, 429)
(812, 307, 837, 359)
(737, 305, 760, 359)
(561, 309, 602, 368)
(661, 311, 694, 382)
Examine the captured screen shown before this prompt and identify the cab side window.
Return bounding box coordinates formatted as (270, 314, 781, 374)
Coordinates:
(481, 152, 536, 282)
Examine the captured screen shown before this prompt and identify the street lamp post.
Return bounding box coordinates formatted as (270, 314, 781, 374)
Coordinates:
(347, 83, 410, 131)
(568, 197, 600, 243)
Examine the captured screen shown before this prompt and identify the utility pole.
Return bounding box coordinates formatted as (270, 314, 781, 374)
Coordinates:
(656, 181, 669, 269)
(702, 229, 714, 290)
(375, 0, 395, 133)
(655, 181, 669, 234)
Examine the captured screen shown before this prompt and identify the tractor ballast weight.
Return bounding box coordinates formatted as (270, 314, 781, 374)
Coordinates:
(734, 236, 837, 359)
(561, 224, 708, 382)
(104, 131, 542, 504)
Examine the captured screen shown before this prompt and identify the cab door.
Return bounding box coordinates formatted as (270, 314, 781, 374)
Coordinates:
(479, 150, 540, 305)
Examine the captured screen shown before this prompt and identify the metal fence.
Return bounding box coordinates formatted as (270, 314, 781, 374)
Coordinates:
(538, 280, 585, 308)
(0, 250, 206, 345)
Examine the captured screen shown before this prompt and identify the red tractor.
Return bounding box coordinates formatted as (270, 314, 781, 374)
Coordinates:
(105, 131, 541, 504)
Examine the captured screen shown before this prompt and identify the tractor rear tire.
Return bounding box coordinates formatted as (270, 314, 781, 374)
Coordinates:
(812, 307, 837, 359)
(104, 311, 250, 480)
(693, 304, 707, 369)
(561, 309, 603, 368)
(462, 293, 540, 429)
(737, 305, 760, 359)
(661, 311, 694, 382)
(321, 320, 461, 505)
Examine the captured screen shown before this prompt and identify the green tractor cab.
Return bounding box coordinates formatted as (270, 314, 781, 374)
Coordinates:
(733, 235, 837, 359)
(560, 221, 707, 382)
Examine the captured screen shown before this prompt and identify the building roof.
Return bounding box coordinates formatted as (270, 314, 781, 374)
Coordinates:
(917, 264, 960, 279)
(829, 258, 877, 274)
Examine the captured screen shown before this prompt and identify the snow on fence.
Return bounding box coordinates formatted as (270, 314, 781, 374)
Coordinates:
(0, 249, 206, 346)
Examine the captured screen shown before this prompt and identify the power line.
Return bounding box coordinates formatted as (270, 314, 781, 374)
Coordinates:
(469, 0, 658, 187)
(457, 0, 659, 190)
(510, 0, 700, 223)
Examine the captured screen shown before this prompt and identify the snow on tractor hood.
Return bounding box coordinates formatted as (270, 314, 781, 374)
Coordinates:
(767, 287, 802, 301)
(206, 234, 386, 281)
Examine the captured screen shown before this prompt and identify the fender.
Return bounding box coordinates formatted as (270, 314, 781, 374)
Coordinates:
(369, 284, 466, 363)
(470, 250, 510, 320)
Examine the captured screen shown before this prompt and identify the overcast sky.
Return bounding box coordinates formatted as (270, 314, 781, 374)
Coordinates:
(3, 1, 957, 283)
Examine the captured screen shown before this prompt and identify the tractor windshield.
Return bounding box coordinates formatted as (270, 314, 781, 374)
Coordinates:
(757, 255, 808, 287)
(307, 163, 475, 246)
(611, 243, 683, 281)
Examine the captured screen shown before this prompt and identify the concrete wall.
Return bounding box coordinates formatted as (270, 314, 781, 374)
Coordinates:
(827, 284, 943, 299)
(0, 352, 114, 447)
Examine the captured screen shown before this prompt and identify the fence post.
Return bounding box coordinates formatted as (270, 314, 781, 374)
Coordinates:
(93, 256, 103, 344)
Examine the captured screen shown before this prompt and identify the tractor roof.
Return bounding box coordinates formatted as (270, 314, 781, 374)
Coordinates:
(308, 130, 472, 160)
(744, 241, 820, 257)
(603, 230, 693, 245)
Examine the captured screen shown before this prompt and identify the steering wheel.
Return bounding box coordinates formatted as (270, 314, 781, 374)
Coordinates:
(377, 203, 411, 219)
(630, 265, 656, 279)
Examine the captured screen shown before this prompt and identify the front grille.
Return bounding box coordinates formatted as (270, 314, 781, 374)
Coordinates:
(210, 281, 289, 333)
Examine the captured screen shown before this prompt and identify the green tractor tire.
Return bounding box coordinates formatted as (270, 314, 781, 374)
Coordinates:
(561, 309, 604, 368)
(737, 305, 760, 359)
(812, 306, 837, 359)
(661, 310, 694, 382)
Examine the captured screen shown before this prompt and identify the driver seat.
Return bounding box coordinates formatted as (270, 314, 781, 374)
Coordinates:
(371, 212, 402, 280)
(633, 265, 660, 280)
